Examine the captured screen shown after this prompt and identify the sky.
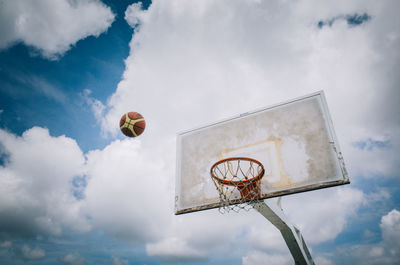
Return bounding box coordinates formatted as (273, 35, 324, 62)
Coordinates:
(0, 0, 399, 264)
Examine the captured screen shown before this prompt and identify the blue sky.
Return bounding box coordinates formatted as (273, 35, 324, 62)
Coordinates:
(0, 1, 399, 265)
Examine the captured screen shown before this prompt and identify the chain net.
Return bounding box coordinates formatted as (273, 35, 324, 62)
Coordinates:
(210, 157, 265, 213)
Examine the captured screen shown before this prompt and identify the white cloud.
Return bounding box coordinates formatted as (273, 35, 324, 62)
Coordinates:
(0, 127, 90, 238)
(283, 187, 365, 244)
(243, 206, 400, 265)
(0, 240, 12, 248)
(146, 208, 269, 262)
(20, 244, 45, 260)
(111, 255, 130, 265)
(0, 0, 115, 59)
(242, 250, 292, 265)
(380, 209, 400, 257)
(146, 237, 206, 262)
(60, 252, 87, 265)
(314, 256, 335, 265)
(245, 215, 289, 252)
(82, 89, 106, 124)
(240, 188, 363, 263)
(369, 247, 385, 257)
(83, 138, 172, 243)
(125, 3, 146, 28)
(330, 209, 400, 264)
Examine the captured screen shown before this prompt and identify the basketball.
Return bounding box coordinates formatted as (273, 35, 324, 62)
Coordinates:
(119, 112, 146, 137)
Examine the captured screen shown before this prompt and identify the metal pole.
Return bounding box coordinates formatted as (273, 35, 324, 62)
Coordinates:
(252, 200, 314, 265)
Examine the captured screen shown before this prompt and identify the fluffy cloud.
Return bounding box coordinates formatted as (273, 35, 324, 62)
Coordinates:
(0, 241, 12, 248)
(0, 125, 172, 243)
(313, 256, 335, 265)
(60, 253, 87, 265)
(242, 251, 292, 265)
(245, 215, 288, 253)
(332, 209, 400, 264)
(146, 237, 206, 262)
(0, 0, 115, 59)
(380, 209, 400, 257)
(19, 244, 46, 261)
(241, 188, 363, 263)
(146, 208, 266, 262)
(111, 256, 130, 265)
(125, 2, 146, 28)
(145, 189, 363, 262)
(0, 127, 90, 238)
(283, 187, 364, 244)
(83, 138, 172, 243)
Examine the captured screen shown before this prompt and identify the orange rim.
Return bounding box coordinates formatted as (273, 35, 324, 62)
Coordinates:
(210, 157, 265, 187)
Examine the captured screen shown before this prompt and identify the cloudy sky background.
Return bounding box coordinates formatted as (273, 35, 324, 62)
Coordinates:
(0, 0, 399, 264)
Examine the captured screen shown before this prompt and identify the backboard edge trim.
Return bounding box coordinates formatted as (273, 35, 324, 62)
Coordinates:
(174, 178, 350, 215)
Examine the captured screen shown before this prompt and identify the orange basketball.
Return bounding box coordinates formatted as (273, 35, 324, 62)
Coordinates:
(119, 112, 146, 137)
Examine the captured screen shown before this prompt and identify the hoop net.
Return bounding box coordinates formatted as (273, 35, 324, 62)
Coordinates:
(210, 157, 265, 213)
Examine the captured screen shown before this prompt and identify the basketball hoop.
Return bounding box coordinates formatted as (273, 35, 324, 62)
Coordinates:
(210, 157, 265, 213)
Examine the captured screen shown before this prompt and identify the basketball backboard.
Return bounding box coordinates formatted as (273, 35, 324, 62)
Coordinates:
(175, 91, 349, 215)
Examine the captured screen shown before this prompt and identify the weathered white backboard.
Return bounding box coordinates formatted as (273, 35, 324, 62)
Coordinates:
(175, 91, 349, 214)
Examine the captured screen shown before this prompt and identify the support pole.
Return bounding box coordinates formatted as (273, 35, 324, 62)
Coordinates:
(252, 200, 314, 265)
